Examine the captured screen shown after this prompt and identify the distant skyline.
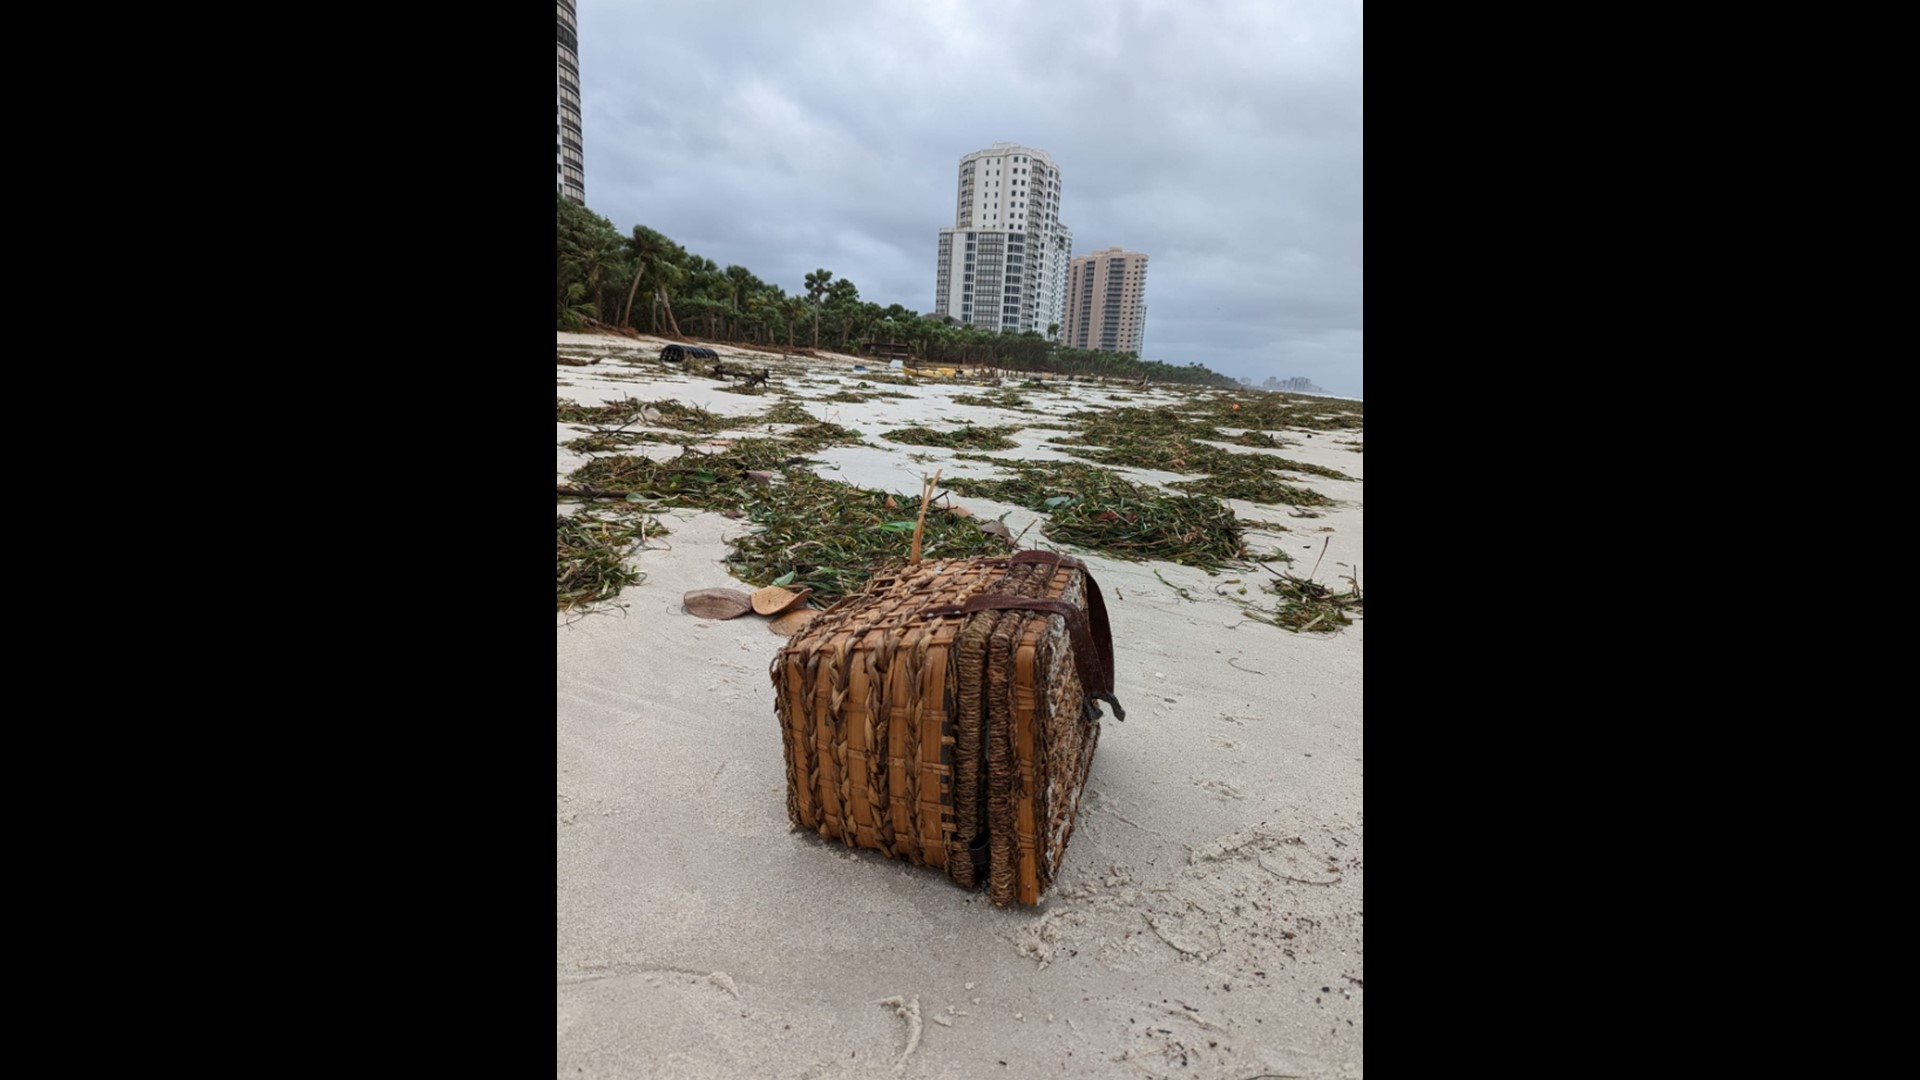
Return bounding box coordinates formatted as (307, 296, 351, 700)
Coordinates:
(576, 0, 1362, 397)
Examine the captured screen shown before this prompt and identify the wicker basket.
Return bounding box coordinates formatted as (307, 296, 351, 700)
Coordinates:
(770, 551, 1124, 906)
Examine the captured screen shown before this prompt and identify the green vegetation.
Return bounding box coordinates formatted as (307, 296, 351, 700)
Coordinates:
(945, 461, 1246, 570)
(558, 194, 1239, 386)
(1047, 489, 1242, 570)
(1227, 429, 1286, 448)
(556, 397, 726, 433)
(568, 453, 759, 510)
(951, 390, 1034, 411)
(562, 430, 686, 455)
(813, 389, 911, 403)
(557, 513, 662, 612)
(1046, 406, 1344, 507)
(783, 421, 866, 453)
(1243, 569, 1363, 633)
(1170, 475, 1334, 507)
(1257, 457, 1354, 481)
(568, 434, 837, 506)
(1177, 392, 1365, 432)
(758, 401, 818, 425)
(724, 473, 1009, 602)
(881, 425, 1023, 451)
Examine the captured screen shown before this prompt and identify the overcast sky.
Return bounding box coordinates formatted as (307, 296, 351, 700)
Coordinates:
(576, 0, 1362, 397)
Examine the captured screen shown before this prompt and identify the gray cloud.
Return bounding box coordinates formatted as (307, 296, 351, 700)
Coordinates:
(577, 0, 1362, 396)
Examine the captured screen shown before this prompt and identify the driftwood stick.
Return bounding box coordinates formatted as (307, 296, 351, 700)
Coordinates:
(908, 469, 941, 565)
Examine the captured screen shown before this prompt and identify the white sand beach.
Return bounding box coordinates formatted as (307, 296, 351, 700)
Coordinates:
(557, 332, 1363, 1079)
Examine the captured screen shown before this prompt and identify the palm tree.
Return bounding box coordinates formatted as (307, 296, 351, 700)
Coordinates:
(622, 225, 688, 334)
(556, 195, 627, 328)
(781, 296, 807, 352)
(804, 268, 832, 349)
(825, 278, 861, 350)
(749, 286, 787, 345)
(681, 256, 734, 337)
(558, 282, 597, 331)
(724, 265, 762, 338)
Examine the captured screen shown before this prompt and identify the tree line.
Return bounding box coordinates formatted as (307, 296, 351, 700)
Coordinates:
(557, 196, 1236, 387)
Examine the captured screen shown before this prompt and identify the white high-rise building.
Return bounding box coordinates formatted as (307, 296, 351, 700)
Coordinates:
(933, 144, 1071, 336)
(557, 1, 585, 204)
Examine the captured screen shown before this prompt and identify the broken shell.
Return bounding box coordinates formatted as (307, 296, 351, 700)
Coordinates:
(682, 588, 753, 619)
(751, 585, 811, 616)
(768, 608, 821, 637)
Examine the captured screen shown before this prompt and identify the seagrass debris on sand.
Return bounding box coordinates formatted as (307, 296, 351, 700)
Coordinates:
(1168, 473, 1334, 507)
(1236, 539, 1362, 632)
(945, 461, 1246, 571)
(1047, 408, 1350, 501)
(564, 420, 865, 510)
(1177, 391, 1364, 432)
(557, 513, 651, 611)
(723, 471, 1011, 602)
(556, 396, 727, 432)
(882, 424, 1024, 452)
(950, 390, 1034, 411)
(562, 429, 689, 454)
(1243, 567, 1363, 632)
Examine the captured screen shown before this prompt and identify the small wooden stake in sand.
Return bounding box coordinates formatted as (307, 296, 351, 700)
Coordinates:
(908, 469, 941, 566)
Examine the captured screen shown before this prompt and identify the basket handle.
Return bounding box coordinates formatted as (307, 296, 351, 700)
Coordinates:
(923, 554, 1125, 721)
(1007, 553, 1116, 706)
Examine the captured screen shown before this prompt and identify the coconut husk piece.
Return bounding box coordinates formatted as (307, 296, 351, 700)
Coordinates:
(767, 608, 820, 637)
(752, 585, 811, 616)
(683, 588, 753, 619)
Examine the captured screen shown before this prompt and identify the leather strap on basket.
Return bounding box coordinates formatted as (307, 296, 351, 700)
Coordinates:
(1010, 552, 1115, 703)
(923, 552, 1126, 721)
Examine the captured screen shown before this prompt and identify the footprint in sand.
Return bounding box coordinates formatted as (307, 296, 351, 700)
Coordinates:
(1193, 778, 1246, 800)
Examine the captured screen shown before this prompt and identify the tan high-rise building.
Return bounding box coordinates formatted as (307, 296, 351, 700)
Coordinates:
(932, 144, 1071, 336)
(1063, 248, 1150, 355)
(557, 1, 585, 204)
